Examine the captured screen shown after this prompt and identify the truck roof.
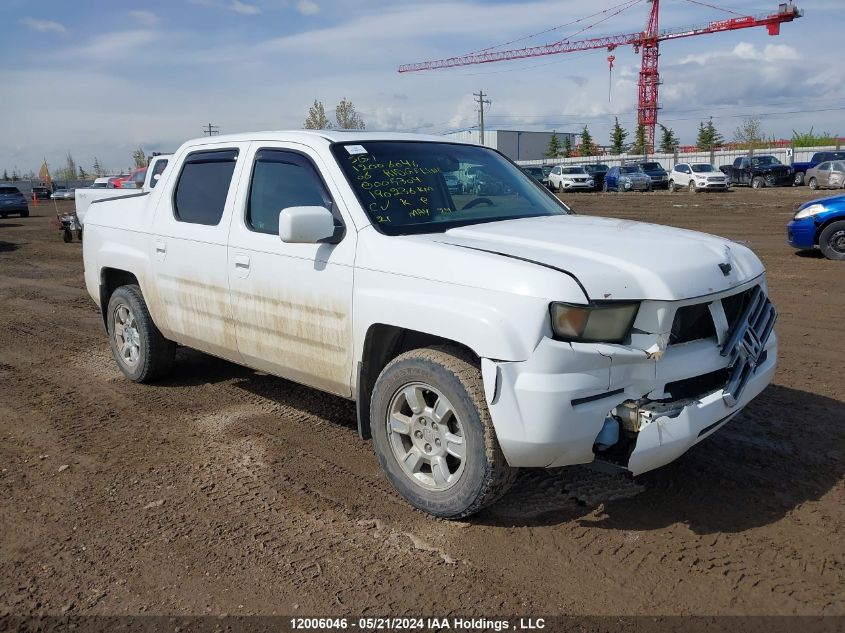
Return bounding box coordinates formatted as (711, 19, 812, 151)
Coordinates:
(178, 130, 468, 150)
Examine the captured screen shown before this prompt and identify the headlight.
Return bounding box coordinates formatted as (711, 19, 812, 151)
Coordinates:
(550, 302, 639, 343)
(794, 203, 826, 219)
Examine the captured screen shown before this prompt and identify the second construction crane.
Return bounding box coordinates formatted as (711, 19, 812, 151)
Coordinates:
(399, 0, 803, 150)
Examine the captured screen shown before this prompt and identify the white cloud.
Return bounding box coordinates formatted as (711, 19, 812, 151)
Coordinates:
(229, 1, 262, 15)
(19, 18, 66, 34)
(129, 10, 160, 26)
(188, 0, 261, 15)
(297, 1, 320, 15)
(59, 30, 161, 62)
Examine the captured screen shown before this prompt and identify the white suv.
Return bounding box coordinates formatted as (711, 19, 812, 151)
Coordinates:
(670, 163, 729, 192)
(82, 131, 776, 518)
(548, 165, 595, 192)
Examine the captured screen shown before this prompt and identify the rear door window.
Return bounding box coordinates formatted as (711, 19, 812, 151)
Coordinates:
(174, 149, 238, 225)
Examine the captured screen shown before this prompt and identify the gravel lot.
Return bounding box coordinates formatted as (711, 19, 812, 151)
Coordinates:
(1, 188, 843, 618)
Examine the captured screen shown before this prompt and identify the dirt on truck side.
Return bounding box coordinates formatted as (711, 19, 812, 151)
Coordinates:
(0, 188, 843, 618)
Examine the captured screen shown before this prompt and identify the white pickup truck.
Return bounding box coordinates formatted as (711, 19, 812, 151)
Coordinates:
(75, 155, 170, 226)
(82, 131, 777, 518)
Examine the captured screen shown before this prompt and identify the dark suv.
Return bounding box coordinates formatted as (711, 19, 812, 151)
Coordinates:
(0, 186, 29, 218)
(632, 161, 669, 189)
(582, 163, 610, 190)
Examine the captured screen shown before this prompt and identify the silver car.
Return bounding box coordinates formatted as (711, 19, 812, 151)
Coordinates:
(806, 161, 845, 190)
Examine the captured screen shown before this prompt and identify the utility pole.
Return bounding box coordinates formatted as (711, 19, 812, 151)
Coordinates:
(202, 123, 220, 136)
(473, 90, 491, 146)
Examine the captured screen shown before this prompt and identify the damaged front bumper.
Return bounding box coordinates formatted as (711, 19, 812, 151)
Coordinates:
(483, 280, 778, 475)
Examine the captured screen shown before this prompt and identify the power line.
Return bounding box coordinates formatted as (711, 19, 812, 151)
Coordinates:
(202, 123, 220, 136)
(473, 90, 491, 145)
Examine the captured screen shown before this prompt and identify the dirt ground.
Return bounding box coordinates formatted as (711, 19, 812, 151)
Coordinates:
(1, 188, 843, 619)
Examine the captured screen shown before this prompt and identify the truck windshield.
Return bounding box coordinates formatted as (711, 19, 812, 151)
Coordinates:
(641, 162, 663, 170)
(332, 141, 570, 235)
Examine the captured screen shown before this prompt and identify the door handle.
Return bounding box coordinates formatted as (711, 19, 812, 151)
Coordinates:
(234, 254, 251, 269)
(155, 240, 166, 254)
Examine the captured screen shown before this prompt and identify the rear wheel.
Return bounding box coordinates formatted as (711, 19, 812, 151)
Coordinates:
(668, 180, 676, 192)
(819, 220, 845, 261)
(808, 177, 819, 190)
(370, 346, 516, 518)
(751, 176, 765, 189)
(62, 229, 72, 243)
(602, 181, 609, 193)
(20, 209, 29, 218)
(106, 285, 175, 382)
(794, 172, 805, 186)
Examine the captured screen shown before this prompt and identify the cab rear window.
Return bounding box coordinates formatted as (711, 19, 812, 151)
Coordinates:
(173, 149, 238, 226)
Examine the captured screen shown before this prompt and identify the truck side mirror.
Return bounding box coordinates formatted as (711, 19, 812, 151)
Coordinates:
(278, 206, 336, 244)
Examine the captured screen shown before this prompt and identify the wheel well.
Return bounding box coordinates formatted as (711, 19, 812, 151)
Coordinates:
(814, 216, 845, 246)
(355, 324, 478, 439)
(99, 268, 139, 324)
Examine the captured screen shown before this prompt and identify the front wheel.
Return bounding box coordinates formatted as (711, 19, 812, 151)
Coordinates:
(106, 285, 175, 382)
(819, 220, 845, 261)
(808, 177, 819, 190)
(668, 180, 676, 192)
(370, 346, 516, 519)
(602, 181, 609, 193)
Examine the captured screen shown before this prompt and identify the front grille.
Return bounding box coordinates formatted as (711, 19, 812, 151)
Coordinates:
(670, 303, 716, 344)
(665, 368, 729, 400)
(720, 286, 777, 405)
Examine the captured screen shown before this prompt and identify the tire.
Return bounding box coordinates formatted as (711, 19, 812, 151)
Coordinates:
(76, 228, 83, 241)
(602, 181, 609, 193)
(62, 230, 72, 243)
(808, 177, 818, 190)
(668, 180, 676, 192)
(794, 172, 805, 186)
(819, 220, 845, 261)
(751, 176, 765, 189)
(688, 181, 697, 193)
(370, 346, 516, 519)
(106, 284, 175, 383)
(20, 209, 29, 218)
(0, 214, 7, 219)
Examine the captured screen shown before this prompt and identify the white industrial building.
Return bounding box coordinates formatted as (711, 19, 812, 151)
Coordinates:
(441, 129, 579, 162)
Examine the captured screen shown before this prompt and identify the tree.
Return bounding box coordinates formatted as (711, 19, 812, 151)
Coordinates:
(303, 99, 331, 129)
(2, 169, 8, 181)
(792, 127, 839, 148)
(580, 125, 596, 157)
(93, 157, 104, 177)
(11, 169, 19, 181)
(60, 152, 77, 181)
(733, 117, 765, 149)
(658, 124, 679, 154)
(78, 166, 88, 179)
(610, 117, 628, 154)
(631, 121, 647, 155)
(696, 118, 724, 151)
(562, 134, 572, 158)
(132, 147, 147, 168)
(335, 97, 365, 130)
(545, 131, 561, 158)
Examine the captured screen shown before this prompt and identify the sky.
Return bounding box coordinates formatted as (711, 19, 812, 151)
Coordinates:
(1, 0, 843, 175)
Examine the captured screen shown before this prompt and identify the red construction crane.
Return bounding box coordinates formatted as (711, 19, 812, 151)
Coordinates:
(398, 0, 803, 150)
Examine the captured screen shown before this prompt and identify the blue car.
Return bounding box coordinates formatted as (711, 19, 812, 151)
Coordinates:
(0, 185, 29, 218)
(787, 194, 845, 260)
(603, 165, 653, 192)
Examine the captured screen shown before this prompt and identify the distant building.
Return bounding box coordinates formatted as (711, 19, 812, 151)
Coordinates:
(441, 129, 579, 162)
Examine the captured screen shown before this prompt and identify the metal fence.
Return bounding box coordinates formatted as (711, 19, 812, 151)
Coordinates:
(516, 144, 844, 171)
(0, 179, 95, 196)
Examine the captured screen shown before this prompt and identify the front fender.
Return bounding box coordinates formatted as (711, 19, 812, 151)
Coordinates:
(352, 269, 553, 366)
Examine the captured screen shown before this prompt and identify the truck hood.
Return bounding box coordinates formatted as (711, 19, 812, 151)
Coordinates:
(429, 215, 764, 301)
